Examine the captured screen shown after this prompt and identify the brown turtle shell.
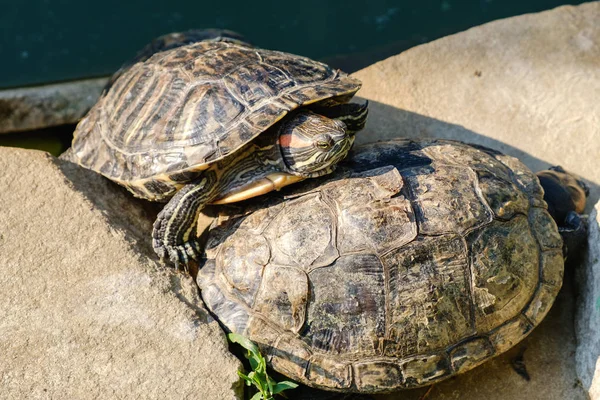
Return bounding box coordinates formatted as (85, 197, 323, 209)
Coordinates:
(71, 41, 361, 200)
(197, 139, 563, 393)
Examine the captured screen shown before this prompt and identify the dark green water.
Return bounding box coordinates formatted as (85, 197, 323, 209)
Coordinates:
(0, 0, 587, 88)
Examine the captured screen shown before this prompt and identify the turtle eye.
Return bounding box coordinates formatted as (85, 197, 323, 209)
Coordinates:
(315, 136, 334, 150)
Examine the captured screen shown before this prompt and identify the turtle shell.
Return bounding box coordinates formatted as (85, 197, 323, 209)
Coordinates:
(197, 139, 563, 393)
(71, 41, 361, 200)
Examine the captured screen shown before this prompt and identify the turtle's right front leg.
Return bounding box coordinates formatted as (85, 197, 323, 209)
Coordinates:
(560, 210, 588, 262)
(152, 171, 219, 268)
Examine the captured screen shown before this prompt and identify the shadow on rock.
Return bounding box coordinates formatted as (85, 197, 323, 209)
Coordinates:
(53, 156, 162, 260)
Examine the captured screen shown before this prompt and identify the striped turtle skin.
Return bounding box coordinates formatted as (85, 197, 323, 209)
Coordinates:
(71, 40, 361, 201)
(69, 33, 366, 266)
(197, 139, 588, 393)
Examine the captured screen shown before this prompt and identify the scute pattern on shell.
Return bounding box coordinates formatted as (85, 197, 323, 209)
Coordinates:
(71, 41, 361, 197)
(196, 139, 563, 393)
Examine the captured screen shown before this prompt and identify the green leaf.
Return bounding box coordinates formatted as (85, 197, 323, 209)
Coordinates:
(228, 333, 297, 399)
(248, 351, 262, 371)
(250, 392, 264, 400)
(249, 372, 266, 393)
(259, 355, 267, 372)
(236, 371, 251, 384)
(272, 381, 299, 394)
(229, 333, 260, 356)
(247, 371, 256, 381)
(266, 373, 274, 394)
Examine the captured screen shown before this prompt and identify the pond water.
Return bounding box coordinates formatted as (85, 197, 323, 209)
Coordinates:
(0, 0, 586, 88)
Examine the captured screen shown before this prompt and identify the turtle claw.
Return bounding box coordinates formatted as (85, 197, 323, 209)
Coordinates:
(152, 237, 199, 270)
(151, 231, 201, 270)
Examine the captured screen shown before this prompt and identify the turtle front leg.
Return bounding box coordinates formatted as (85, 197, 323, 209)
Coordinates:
(560, 210, 588, 262)
(152, 171, 219, 268)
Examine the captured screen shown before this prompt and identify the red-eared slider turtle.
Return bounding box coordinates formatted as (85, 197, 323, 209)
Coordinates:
(197, 139, 588, 393)
(67, 30, 367, 267)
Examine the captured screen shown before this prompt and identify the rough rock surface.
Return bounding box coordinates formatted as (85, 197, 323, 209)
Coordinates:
(346, 3, 598, 400)
(0, 147, 243, 399)
(0, 78, 106, 133)
(576, 201, 600, 400)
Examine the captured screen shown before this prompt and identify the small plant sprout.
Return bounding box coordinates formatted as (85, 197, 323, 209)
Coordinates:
(228, 333, 298, 400)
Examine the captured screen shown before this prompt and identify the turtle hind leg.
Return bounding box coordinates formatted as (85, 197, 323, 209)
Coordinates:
(152, 171, 219, 269)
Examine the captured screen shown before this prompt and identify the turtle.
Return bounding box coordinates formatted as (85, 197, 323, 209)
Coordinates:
(67, 30, 368, 267)
(196, 138, 588, 393)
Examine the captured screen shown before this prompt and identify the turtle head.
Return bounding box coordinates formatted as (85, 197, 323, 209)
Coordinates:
(537, 166, 589, 262)
(537, 166, 588, 224)
(211, 108, 362, 206)
(278, 110, 355, 178)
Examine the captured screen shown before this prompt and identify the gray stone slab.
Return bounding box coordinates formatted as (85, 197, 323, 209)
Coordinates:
(576, 201, 600, 400)
(0, 147, 243, 399)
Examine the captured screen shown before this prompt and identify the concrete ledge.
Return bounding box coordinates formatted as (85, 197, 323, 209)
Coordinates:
(0, 77, 107, 133)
